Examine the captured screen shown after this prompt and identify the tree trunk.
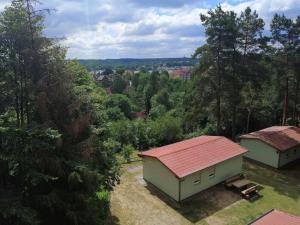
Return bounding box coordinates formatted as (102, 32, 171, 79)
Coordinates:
(292, 70, 299, 125)
(15, 94, 20, 127)
(246, 109, 251, 133)
(232, 106, 237, 140)
(20, 70, 24, 126)
(13, 66, 20, 127)
(282, 76, 289, 125)
(217, 83, 221, 135)
(216, 50, 221, 135)
(25, 74, 30, 124)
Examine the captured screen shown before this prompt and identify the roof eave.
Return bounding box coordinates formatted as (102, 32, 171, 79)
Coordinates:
(174, 151, 247, 179)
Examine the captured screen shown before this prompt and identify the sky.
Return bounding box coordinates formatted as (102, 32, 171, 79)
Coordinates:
(0, 0, 300, 59)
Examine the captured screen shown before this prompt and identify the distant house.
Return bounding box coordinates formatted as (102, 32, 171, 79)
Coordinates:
(104, 87, 112, 95)
(96, 75, 109, 83)
(247, 209, 300, 225)
(134, 111, 146, 119)
(169, 67, 191, 80)
(240, 126, 300, 168)
(138, 136, 247, 202)
(124, 70, 133, 76)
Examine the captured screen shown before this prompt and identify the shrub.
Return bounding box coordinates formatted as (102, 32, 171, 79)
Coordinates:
(96, 191, 110, 219)
(149, 115, 182, 146)
(122, 145, 135, 163)
(183, 123, 217, 139)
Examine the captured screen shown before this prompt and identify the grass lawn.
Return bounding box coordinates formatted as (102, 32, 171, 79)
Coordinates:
(106, 158, 300, 225)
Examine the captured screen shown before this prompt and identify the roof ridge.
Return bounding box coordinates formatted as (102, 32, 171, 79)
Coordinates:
(254, 127, 298, 140)
(247, 126, 295, 137)
(261, 126, 293, 132)
(158, 136, 224, 158)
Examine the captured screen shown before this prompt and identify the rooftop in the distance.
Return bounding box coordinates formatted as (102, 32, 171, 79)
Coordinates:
(138, 136, 247, 178)
(240, 126, 300, 151)
(248, 209, 300, 225)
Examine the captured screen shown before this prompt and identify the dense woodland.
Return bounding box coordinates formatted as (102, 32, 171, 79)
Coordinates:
(0, 1, 299, 225)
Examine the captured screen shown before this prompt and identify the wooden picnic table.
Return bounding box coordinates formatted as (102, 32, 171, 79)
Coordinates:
(230, 179, 252, 189)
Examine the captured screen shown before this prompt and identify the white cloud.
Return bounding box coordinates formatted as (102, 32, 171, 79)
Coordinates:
(0, 1, 9, 11)
(60, 5, 206, 58)
(221, 0, 300, 24)
(0, 0, 299, 58)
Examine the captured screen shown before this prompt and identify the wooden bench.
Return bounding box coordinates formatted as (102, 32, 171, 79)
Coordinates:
(241, 184, 259, 200)
(225, 175, 261, 200)
(224, 174, 244, 188)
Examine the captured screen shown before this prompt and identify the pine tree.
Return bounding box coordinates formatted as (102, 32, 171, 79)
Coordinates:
(0, 1, 119, 225)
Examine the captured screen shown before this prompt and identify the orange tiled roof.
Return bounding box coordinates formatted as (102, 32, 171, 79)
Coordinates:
(139, 136, 247, 178)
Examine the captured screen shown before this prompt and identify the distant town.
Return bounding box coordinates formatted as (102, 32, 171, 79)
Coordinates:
(81, 58, 196, 89)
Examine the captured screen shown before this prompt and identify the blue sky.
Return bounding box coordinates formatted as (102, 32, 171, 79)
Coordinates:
(0, 0, 300, 59)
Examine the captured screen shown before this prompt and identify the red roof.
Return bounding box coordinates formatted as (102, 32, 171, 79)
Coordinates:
(240, 126, 300, 151)
(138, 136, 247, 178)
(249, 209, 300, 225)
(134, 111, 146, 119)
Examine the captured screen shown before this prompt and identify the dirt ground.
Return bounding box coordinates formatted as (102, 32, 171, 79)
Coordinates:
(106, 160, 300, 225)
(107, 161, 242, 225)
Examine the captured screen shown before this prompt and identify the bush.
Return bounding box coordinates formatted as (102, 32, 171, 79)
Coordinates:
(105, 107, 126, 121)
(105, 94, 133, 119)
(122, 145, 135, 163)
(134, 119, 151, 150)
(96, 191, 110, 219)
(108, 120, 135, 146)
(108, 120, 151, 151)
(149, 115, 182, 146)
(111, 75, 127, 93)
(183, 123, 216, 139)
(149, 105, 167, 119)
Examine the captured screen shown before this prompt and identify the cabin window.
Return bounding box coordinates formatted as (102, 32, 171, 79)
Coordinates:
(208, 167, 215, 179)
(193, 173, 201, 185)
(193, 180, 201, 185)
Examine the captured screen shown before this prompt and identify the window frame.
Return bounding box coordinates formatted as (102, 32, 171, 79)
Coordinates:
(208, 167, 216, 179)
(193, 173, 202, 185)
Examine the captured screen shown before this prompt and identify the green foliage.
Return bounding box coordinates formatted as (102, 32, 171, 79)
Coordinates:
(0, 1, 119, 225)
(183, 123, 216, 139)
(111, 75, 127, 93)
(189, 5, 300, 137)
(122, 145, 135, 163)
(105, 107, 126, 121)
(152, 89, 172, 110)
(108, 115, 183, 150)
(105, 94, 133, 119)
(149, 115, 182, 146)
(0, 203, 40, 225)
(95, 190, 110, 218)
(108, 119, 150, 150)
(133, 119, 151, 150)
(149, 105, 167, 119)
(77, 58, 197, 71)
(108, 120, 136, 146)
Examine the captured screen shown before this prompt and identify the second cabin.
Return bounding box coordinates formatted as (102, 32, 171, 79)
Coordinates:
(240, 126, 300, 168)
